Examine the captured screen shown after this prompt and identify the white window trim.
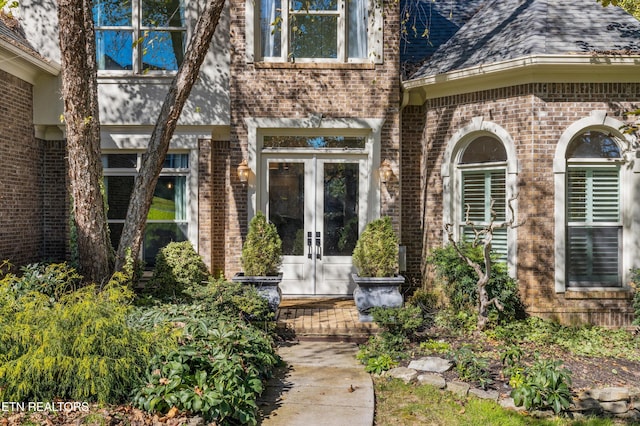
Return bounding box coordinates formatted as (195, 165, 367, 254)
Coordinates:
(244, 116, 384, 223)
(553, 110, 638, 293)
(442, 117, 519, 277)
(245, 0, 383, 64)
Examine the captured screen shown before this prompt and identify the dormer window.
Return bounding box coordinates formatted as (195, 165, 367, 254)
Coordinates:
(93, 0, 186, 74)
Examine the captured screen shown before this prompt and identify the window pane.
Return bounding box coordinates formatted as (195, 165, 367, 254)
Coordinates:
(142, 0, 185, 27)
(568, 226, 620, 285)
(568, 169, 620, 222)
(348, 0, 367, 58)
(142, 31, 185, 71)
(263, 135, 365, 149)
(149, 176, 186, 221)
(93, 0, 132, 26)
(290, 15, 337, 58)
(102, 154, 137, 169)
(269, 163, 305, 256)
(460, 136, 507, 164)
(163, 153, 189, 168)
(260, 0, 282, 57)
(462, 171, 487, 222)
(292, 0, 337, 11)
(566, 130, 621, 159)
(96, 30, 133, 70)
(105, 176, 134, 219)
(143, 223, 188, 265)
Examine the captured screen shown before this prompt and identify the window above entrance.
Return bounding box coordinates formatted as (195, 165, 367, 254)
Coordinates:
(247, 0, 383, 64)
(263, 135, 366, 149)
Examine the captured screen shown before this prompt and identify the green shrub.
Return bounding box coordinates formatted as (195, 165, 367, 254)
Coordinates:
(632, 268, 640, 325)
(407, 289, 438, 326)
(419, 339, 451, 355)
(352, 216, 398, 277)
(185, 278, 274, 324)
(499, 343, 524, 379)
(428, 243, 526, 326)
(510, 357, 573, 414)
(148, 241, 210, 299)
(0, 280, 161, 403)
(370, 305, 425, 339)
(8, 262, 82, 300)
(449, 345, 493, 390)
(131, 305, 279, 425)
(241, 212, 283, 277)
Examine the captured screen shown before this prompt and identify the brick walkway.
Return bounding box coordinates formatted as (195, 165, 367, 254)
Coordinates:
(276, 298, 378, 342)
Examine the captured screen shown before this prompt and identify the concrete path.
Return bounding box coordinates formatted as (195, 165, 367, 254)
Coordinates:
(258, 341, 374, 426)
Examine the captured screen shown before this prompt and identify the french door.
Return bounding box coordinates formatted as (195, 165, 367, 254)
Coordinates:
(261, 154, 368, 295)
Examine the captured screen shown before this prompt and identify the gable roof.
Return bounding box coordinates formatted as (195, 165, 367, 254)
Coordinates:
(408, 0, 640, 81)
(0, 15, 59, 81)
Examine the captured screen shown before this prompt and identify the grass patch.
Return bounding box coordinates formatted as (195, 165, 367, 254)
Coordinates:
(374, 378, 626, 426)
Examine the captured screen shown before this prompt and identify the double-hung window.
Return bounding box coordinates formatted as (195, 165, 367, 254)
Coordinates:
(102, 153, 189, 265)
(257, 0, 376, 62)
(566, 130, 622, 287)
(458, 136, 508, 259)
(93, 0, 186, 73)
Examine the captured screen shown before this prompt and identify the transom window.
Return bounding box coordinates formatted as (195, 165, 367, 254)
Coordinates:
(458, 136, 508, 259)
(93, 0, 186, 73)
(566, 130, 622, 287)
(102, 152, 189, 265)
(259, 0, 369, 62)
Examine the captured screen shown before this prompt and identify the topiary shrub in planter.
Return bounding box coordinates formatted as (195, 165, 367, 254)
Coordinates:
(351, 216, 404, 322)
(232, 211, 283, 312)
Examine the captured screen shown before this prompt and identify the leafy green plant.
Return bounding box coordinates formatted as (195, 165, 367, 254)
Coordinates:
(365, 354, 398, 374)
(510, 357, 573, 414)
(0, 280, 162, 403)
(631, 268, 640, 325)
(241, 211, 283, 276)
(370, 305, 425, 339)
(132, 305, 279, 425)
(148, 241, 210, 299)
(449, 345, 493, 390)
(500, 343, 524, 379)
(419, 339, 451, 355)
(428, 243, 526, 326)
(352, 216, 399, 277)
(8, 262, 82, 300)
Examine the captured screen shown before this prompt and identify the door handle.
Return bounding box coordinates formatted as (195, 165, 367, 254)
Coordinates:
(307, 232, 313, 259)
(315, 232, 321, 260)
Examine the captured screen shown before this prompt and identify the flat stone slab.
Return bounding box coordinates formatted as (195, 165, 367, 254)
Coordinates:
(408, 357, 452, 373)
(417, 373, 446, 389)
(385, 367, 418, 383)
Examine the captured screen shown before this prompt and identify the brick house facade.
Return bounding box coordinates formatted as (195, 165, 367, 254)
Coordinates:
(6, 0, 640, 326)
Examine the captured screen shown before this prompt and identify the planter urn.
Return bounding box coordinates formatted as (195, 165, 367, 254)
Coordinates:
(232, 272, 283, 312)
(351, 273, 404, 322)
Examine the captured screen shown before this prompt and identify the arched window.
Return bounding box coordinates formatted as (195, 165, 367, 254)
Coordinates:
(458, 135, 509, 259)
(565, 130, 622, 287)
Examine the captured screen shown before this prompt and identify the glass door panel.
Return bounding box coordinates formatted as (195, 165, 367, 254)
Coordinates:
(323, 162, 359, 256)
(269, 162, 305, 256)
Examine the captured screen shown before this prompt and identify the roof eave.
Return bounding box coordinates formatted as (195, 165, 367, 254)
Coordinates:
(0, 38, 60, 83)
(402, 54, 640, 106)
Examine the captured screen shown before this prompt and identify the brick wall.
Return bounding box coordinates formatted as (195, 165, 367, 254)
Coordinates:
(402, 82, 639, 327)
(227, 0, 401, 279)
(0, 70, 42, 264)
(41, 139, 68, 262)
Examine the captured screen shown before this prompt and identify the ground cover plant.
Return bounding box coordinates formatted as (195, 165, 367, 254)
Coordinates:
(0, 246, 280, 426)
(365, 243, 640, 423)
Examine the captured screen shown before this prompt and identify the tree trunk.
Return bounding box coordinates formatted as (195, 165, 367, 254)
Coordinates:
(115, 0, 227, 270)
(57, 0, 112, 284)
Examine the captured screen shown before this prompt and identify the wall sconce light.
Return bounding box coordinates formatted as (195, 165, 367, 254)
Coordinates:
(237, 160, 251, 184)
(379, 160, 394, 184)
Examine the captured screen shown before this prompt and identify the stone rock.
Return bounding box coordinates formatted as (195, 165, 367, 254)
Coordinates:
(469, 388, 499, 401)
(572, 397, 603, 413)
(577, 388, 601, 401)
(598, 387, 630, 402)
(446, 381, 470, 397)
(499, 397, 525, 411)
(416, 373, 446, 389)
(408, 357, 453, 373)
(385, 367, 418, 383)
(600, 401, 629, 415)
